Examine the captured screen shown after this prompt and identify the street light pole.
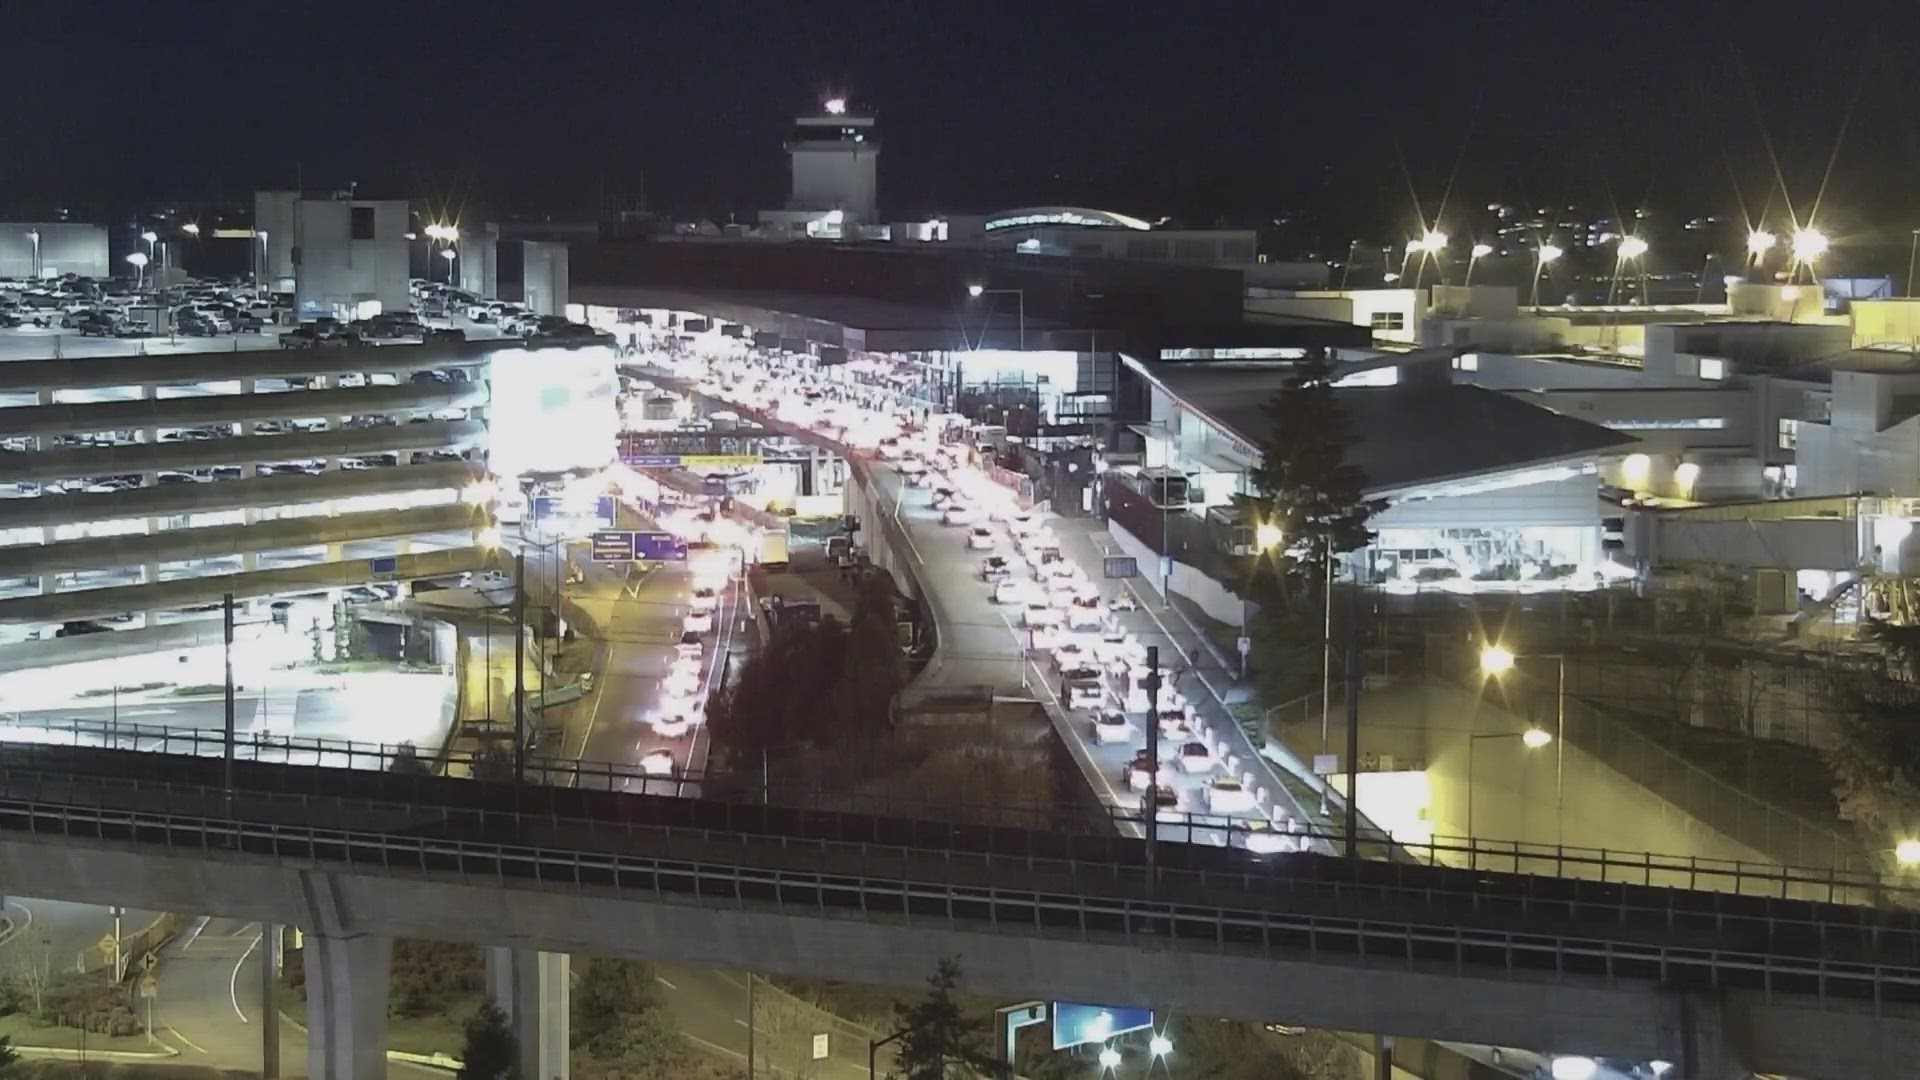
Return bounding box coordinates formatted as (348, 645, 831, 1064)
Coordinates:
(513, 549, 527, 783)
(870, 1027, 908, 1080)
(1144, 645, 1162, 893)
(965, 286, 1025, 350)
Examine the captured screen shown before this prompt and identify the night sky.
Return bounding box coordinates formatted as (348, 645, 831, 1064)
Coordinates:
(10, 0, 1920, 227)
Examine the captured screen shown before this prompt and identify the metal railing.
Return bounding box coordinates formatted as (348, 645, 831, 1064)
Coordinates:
(2, 758, 1917, 964)
(1, 770, 1918, 1011)
(3, 721, 1914, 910)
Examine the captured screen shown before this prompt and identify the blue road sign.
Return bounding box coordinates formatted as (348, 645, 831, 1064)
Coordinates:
(635, 531, 689, 561)
(1051, 1003, 1153, 1050)
(589, 531, 637, 562)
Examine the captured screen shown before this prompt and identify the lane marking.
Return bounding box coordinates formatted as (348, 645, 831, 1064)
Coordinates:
(656, 975, 678, 991)
(178, 915, 210, 952)
(0, 899, 32, 947)
(166, 1025, 208, 1054)
(230, 930, 261, 1023)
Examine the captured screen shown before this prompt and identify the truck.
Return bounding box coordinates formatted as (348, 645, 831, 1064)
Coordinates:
(756, 527, 790, 569)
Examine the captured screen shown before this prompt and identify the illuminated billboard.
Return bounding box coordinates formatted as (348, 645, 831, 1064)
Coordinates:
(1051, 1004, 1153, 1049)
(488, 346, 619, 479)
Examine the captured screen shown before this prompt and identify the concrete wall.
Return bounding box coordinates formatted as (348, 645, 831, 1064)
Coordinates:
(1852, 298, 1920, 347)
(0, 223, 109, 279)
(522, 241, 569, 316)
(254, 191, 299, 292)
(1108, 517, 1247, 626)
(459, 229, 500, 299)
(290, 199, 410, 321)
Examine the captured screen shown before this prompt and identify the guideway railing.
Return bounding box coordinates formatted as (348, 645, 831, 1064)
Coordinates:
(0, 718, 1912, 910)
(0, 763, 1917, 1014)
(6, 753, 1920, 962)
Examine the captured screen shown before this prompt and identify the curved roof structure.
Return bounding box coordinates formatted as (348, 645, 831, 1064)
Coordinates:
(983, 207, 1153, 233)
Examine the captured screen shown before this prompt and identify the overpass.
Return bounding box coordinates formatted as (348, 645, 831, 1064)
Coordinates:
(0, 746, 1917, 1080)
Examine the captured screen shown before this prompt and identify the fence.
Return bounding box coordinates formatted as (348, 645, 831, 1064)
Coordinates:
(1, 766, 1917, 1011)
(4, 720, 1916, 911)
(1429, 640, 1870, 877)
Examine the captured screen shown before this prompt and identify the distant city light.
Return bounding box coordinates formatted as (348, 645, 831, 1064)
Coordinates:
(1746, 229, 1776, 258)
(824, 97, 847, 115)
(1791, 227, 1829, 262)
(1149, 1035, 1173, 1057)
(1479, 644, 1516, 675)
(1897, 839, 1920, 866)
(1418, 230, 1448, 254)
(967, 283, 986, 298)
(1617, 236, 1649, 259)
(1521, 727, 1553, 749)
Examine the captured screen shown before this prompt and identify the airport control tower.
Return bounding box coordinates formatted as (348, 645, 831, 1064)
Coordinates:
(786, 97, 879, 215)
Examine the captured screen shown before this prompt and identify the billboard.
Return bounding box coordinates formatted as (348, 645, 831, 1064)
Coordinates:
(1051, 1004, 1153, 1050)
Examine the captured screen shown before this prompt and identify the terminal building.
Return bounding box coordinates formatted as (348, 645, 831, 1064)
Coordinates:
(254, 190, 411, 319)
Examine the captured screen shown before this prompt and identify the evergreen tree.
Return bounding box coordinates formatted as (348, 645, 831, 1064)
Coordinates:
(1235, 347, 1381, 601)
(0, 1033, 18, 1078)
(893, 957, 989, 1080)
(458, 1001, 521, 1080)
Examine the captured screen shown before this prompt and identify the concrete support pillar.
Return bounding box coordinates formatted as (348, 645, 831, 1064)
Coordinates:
(242, 552, 260, 572)
(1674, 993, 1748, 1080)
(240, 377, 257, 395)
(303, 932, 391, 1080)
(486, 948, 570, 1080)
(140, 562, 159, 585)
(37, 574, 55, 596)
(1372, 1035, 1392, 1080)
(326, 542, 346, 563)
(260, 922, 282, 1079)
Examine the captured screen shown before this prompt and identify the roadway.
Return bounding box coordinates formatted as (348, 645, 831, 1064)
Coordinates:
(632, 351, 1316, 851)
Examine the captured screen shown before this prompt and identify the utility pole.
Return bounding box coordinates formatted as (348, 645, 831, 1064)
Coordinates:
(1144, 645, 1161, 892)
(1342, 578, 1361, 859)
(261, 922, 280, 1078)
(746, 973, 756, 1080)
(513, 549, 528, 783)
(222, 593, 236, 800)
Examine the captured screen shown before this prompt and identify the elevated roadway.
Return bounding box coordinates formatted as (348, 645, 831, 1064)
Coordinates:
(0, 340, 511, 394)
(0, 380, 487, 439)
(0, 545, 489, 623)
(0, 751, 1911, 1080)
(0, 461, 479, 529)
(0, 503, 481, 577)
(0, 419, 484, 486)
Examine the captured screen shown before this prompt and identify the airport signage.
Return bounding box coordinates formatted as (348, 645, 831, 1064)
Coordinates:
(531, 494, 616, 531)
(1102, 556, 1138, 579)
(369, 556, 399, 579)
(622, 452, 764, 469)
(635, 531, 689, 561)
(590, 531, 637, 562)
(1050, 1003, 1153, 1050)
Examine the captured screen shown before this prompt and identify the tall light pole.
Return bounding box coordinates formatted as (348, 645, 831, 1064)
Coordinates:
(1906, 229, 1920, 299)
(1465, 243, 1493, 286)
(255, 230, 269, 295)
(25, 229, 40, 280)
(966, 284, 1025, 350)
(1614, 235, 1649, 306)
(1530, 243, 1563, 307)
(140, 230, 158, 262)
(1479, 644, 1567, 845)
(1464, 725, 1552, 852)
(441, 246, 458, 289)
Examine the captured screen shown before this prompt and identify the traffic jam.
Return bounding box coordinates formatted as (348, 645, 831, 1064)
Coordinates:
(627, 329, 1307, 854)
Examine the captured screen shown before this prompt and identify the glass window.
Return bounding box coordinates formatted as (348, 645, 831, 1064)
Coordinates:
(1369, 311, 1407, 331)
(1698, 356, 1726, 380)
(1778, 418, 1798, 450)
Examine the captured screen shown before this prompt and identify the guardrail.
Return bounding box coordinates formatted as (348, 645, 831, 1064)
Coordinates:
(0, 756, 1914, 959)
(0, 769, 1916, 1011)
(2, 719, 1912, 909)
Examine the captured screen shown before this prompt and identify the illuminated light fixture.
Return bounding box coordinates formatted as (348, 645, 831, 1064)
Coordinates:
(1790, 227, 1829, 262)
(1550, 1056, 1598, 1080)
(440, 248, 456, 263)
(1617, 236, 1649, 259)
(1621, 452, 1651, 488)
(140, 230, 158, 245)
(1098, 1047, 1122, 1070)
(1254, 521, 1284, 553)
(1470, 242, 1493, 258)
(181, 222, 200, 237)
(461, 480, 497, 505)
(1897, 839, 1920, 866)
(1780, 284, 1801, 302)
(824, 209, 845, 226)
(1746, 229, 1776, 258)
(1382, 272, 1401, 283)
(1648, 1062, 1672, 1077)
(1418, 230, 1448, 254)
(1478, 645, 1516, 676)
(1538, 243, 1564, 264)
(476, 526, 502, 549)
(824, 97, 847, 115)
(1149, 1035, 1173, 1057)
(1521, 726, 1553, 749)
(1674, 460, 1701, 496)
(967, 283, 986, 298)
(1723, 274, 1743, 288)
(124, 251, 147, 268)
